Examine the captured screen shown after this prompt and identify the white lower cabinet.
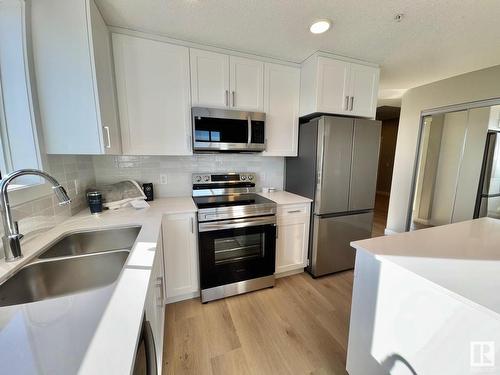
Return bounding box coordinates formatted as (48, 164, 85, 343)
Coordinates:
(144, 231, 166, 375)
(162, 213, 199, 303)
(275, 203, 311, 275)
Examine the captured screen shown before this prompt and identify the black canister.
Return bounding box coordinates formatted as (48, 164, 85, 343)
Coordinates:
(87, 191, 103, 214)
(142, 183, 154, 201)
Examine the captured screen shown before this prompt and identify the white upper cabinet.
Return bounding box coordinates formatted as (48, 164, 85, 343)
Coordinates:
(31, 0, 121, 154)
(113, 34, 192, 155)
(190, 49, 229, 108)
(189, 49, 264, 112)
(229, 56, 264, 111)
(316, 57, 350, 115)
(263, 63, 300, 156)
(300, 53, 379, 119)
(348, 63, 380, 118)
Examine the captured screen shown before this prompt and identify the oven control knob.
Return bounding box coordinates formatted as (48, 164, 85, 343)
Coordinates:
(195, 176, 202, 182)
(248, 175, 254, 181)
(241, 175, 246, 180)
(203, 176, 209, 182)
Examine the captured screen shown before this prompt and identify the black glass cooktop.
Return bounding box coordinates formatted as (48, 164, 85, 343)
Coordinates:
(193, 194, 274, 209)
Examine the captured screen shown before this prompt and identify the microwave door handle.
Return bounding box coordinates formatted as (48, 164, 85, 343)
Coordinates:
(247, 115, 252, 145)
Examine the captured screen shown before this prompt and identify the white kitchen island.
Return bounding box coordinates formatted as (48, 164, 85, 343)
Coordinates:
(347, 218, 500, 375)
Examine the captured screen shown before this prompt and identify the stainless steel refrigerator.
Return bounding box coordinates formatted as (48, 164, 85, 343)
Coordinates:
(474, 131, 500, 219)
(285, 116, 381, 277)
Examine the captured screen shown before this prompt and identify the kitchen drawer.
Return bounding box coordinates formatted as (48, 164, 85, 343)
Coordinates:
(278, 203, 310, 220)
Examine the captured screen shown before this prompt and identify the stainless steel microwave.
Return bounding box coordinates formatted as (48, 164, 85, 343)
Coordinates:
(192, 107, 266, 153)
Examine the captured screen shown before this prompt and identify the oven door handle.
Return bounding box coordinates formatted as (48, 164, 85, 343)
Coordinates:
(199, 216, 276, 232)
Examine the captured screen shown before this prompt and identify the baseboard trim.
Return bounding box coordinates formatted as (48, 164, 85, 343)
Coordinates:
(166, 291, 200, 304)
(275, 268, 304, 279)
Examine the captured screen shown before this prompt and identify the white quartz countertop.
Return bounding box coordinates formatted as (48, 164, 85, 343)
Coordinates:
(351, 217, 500, 319)
(258, 191, 312, 205)
(0, 197, 196, 375)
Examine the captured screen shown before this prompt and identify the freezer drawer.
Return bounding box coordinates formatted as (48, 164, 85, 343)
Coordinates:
(310, 212, 373, 277)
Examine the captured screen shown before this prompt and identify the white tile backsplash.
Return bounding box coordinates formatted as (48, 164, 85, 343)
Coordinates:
(1, 153, 284, 258)
(92, 154, 285, 196)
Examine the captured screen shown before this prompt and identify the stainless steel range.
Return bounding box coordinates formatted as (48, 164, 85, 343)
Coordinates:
(192, 172, 277, 303)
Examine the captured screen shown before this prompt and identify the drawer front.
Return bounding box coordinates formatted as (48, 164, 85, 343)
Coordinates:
(278, 203, 310, 218)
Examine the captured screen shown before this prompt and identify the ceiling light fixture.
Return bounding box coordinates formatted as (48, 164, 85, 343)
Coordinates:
(309, 19, 331, 34)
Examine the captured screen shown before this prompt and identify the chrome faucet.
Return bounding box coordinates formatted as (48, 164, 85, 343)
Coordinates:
(1, 169, 71, 262)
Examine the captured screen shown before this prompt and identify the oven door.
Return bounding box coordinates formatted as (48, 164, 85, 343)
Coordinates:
(198, 216, 276, 290)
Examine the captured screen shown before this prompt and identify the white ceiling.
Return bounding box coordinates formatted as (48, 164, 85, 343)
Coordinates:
(96, 0, 500, 100)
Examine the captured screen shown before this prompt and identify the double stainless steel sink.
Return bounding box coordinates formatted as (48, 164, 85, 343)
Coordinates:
(0, 226, 141, 307)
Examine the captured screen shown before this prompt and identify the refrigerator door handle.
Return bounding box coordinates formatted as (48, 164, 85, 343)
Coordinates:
(314, 119, 326, 215)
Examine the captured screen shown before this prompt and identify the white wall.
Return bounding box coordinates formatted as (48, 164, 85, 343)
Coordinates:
(387, 64, 500, 232)
(92, 154, 285, 196)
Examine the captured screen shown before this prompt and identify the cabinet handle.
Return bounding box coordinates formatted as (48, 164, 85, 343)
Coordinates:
(156, 276, 164, 306)
(344, 96, 349, 111)
(103, 126, 111, 149)
(225, 90, 229, 106)
(232, 91, 235, 107)
(190, 217, 194, 233)
(349, 96, 354, 111)
(287, 209, 302, 214)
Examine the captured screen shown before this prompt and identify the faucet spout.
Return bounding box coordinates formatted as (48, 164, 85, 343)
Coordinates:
(0, 169, 71, 262)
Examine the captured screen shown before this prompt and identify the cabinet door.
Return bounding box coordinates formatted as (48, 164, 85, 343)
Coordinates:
(229, 56, 264, 111)
(31, 0, 103, 154)
(316, 57, 350, 115)
(349, 119, 381, 211)
(153, 231, 165, 373)
(190, 49, 230, 108)
(113, 34, 192, 155)
(89, 0, 121, 154)
(276, 204, 310, 274)
(162, 213, 199, 300)
(144, 236, 165, 375)
(348, 63, 379, 118)
(263, 63, 300, 156)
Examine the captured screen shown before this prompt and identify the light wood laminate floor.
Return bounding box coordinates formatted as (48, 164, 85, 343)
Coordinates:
(163, 271, 354, 375)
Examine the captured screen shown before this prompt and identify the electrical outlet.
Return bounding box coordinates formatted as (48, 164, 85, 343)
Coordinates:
(160, 174, 168, 185)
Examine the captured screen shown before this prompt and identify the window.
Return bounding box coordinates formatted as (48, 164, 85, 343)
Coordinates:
(0, 0, 44, 187)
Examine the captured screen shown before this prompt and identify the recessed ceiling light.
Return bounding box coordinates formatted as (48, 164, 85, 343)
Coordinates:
(309, 19, 331, 34)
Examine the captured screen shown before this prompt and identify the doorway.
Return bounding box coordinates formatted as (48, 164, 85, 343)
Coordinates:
(372, 106, 400, 237)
